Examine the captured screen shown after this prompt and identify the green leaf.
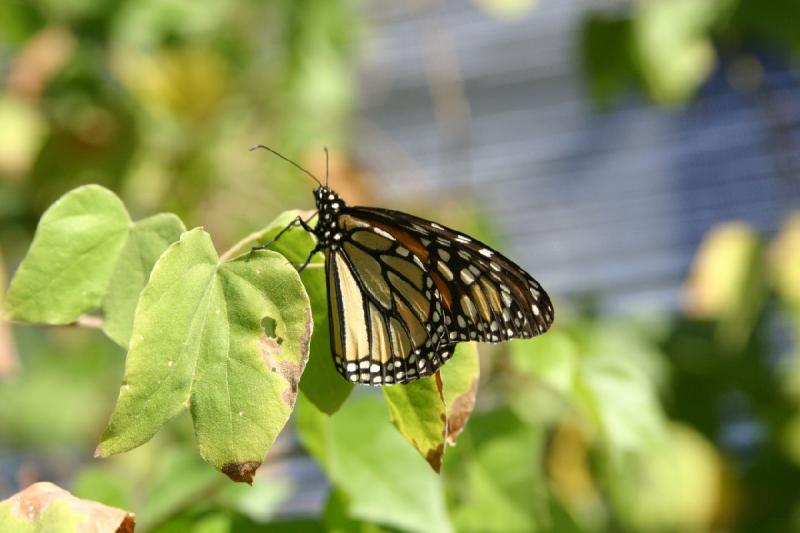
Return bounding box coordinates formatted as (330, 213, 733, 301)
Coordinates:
(324, 488, 393, 533)
(298, 394, 453, 533)
(634, 0, 725, 104)
(602, 423, 723, 531)
(381, 343, 481, 471)
(511, 324, 667, 453)
(440, 342, 480, 445)
(331, 396, 453, 533)
(139, 449, 223, 529)
(510, 330, 578, 396)
(102, 212, 186, 347)
(574, 325, 667, 453)
(444, 408, 550, 532)
(71, 467, 131, 510)
(383, 374, 446, 472)
(96, 228, 313, 482)
(6, 185, 130, 323)
(580, 13, 637, 106)
(241, 210, 352, 414)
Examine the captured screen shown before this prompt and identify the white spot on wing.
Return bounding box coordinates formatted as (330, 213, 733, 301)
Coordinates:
(374, 227, 395, 241)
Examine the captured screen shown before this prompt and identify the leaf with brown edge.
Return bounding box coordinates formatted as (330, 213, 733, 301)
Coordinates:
(440, 343, 480, 445)
(0, 481, 135, 532)
(96, 229, 313, 482)
(221, 462, 261, 485)
(383, 343, 481, 471)
(241, 210, 353, 415)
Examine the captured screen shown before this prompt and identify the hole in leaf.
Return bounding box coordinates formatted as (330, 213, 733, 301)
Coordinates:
(261, 316, 282, 345)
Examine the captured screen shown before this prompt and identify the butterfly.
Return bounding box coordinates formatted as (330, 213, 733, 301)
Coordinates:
(251, 145, 554, 385)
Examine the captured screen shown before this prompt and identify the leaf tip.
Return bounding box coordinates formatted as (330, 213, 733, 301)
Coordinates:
(426, 443, 444, 473)
(221, 461, 261, 484)
(93, 444, 105, 459)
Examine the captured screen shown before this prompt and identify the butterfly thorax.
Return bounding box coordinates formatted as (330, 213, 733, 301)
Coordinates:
(313, 186, 347, 250)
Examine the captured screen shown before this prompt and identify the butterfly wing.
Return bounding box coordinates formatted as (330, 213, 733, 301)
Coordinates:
(345, 207, 554, 345)
(325, 206, 553, 385)
(326, 212, 452, 385)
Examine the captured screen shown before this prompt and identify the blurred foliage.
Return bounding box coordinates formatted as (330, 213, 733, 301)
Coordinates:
(580, 0, 800, 106)
(2, 0, 800, 531)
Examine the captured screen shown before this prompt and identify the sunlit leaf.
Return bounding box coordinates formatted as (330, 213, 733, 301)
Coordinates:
(512, 324, 668, 453)
(298, 394, 453, 533)
(603, 423, 724, 531)
(6, 185, 130, 324)
(383, 374, 446, 472)
(634, 0, 726, 104)
(0, 96, 47, 177)
(0, 481, 134, 532)
(102, 212, 186, 347)
(770, 212, 800, 308)
(383, 343, 480, 471)
(510, 330, 578, 396)
(683, 222, 766, 350)
(576, 344, 666, 453)
(444, 408, 550, 532)
(96, 228, 313, 482)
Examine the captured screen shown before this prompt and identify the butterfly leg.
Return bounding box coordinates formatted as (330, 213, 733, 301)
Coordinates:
(251, 214, 316, 252)
(295, 244, 322, 273)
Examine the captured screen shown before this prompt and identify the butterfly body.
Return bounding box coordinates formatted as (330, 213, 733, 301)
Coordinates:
(303, 185, 554, 386)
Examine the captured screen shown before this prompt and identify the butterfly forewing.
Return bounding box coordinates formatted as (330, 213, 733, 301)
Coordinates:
(345, 207, 554, 344)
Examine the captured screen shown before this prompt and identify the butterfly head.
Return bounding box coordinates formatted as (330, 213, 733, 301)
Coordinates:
(313, 186, 346, 249)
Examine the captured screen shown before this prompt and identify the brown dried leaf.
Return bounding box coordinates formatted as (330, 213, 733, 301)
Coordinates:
(0, 481, 135, 532)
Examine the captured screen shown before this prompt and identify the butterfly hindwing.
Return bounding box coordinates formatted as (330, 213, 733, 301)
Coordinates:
(326, 213, 453, 385)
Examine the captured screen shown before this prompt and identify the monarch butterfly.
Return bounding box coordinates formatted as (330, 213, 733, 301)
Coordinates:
(252, 145, 553, 385)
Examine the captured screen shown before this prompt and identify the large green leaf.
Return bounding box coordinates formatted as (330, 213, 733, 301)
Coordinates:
(511, 324, 667, 453)
(96, 228, 313, 482)
(6, 185, 130, 323)
(443, 408, 550, 532)
(295, 394, 453, 533)
(238, 210, 352, 414)
(102, 212, 186, 347)
(383, 343, 480, 471)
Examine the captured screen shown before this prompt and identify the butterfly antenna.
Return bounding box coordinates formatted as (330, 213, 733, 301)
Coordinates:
(250, 144, 323, 187)
(324, 146, 330, 187)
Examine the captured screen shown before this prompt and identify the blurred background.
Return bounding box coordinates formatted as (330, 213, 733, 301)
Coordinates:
(2, 0, 800, 531)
